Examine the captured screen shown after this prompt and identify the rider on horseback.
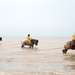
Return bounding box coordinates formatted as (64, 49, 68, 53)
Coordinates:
(26, 34, 31, 44)
(72, 33, 75, 48)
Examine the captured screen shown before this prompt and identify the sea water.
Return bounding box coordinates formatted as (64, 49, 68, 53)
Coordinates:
(0, 36, 75, 75)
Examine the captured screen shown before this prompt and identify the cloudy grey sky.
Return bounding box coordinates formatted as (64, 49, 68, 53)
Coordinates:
(0, 0, 75, 36)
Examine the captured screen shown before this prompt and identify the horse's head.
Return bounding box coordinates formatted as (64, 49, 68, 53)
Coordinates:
(35, 40, 38, 46)
(31, 39, 38, 46)
(64, 41, 72, 49)
(62, 41, 71, 53)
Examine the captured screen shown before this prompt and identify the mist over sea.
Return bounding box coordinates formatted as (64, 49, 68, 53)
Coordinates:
(0, 36, 75, 75)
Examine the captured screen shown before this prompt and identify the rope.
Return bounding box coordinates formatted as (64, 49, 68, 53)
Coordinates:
(0, 42, 64, 51)
(37, 47, 63, 51)
(0, 44, 20, 46)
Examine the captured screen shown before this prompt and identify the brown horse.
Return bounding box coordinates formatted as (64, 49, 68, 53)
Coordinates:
(62, 41, 75, 53)
(21, 39, 38, 48)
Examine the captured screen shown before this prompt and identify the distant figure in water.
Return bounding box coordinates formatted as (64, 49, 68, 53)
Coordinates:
(0, 37, 2, 41)
(26, 34, 31, 44)
(72, 33, 75, 48)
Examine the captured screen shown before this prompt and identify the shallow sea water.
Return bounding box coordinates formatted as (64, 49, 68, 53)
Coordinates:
(0, 36, 75, 75)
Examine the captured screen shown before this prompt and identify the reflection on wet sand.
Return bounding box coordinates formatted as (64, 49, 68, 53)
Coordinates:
(63, 53, 75, 73)
(64, 54, 75, 61)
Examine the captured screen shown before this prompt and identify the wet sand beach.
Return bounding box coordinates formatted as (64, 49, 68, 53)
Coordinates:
(0, 36, 75, 75)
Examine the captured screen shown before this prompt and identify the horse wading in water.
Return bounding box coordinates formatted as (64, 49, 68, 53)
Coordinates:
(62, 41, 75, 53)
(21, 39, 38, 48)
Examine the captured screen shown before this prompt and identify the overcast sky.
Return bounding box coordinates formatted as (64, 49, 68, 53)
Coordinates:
(0, 0, 75, 36)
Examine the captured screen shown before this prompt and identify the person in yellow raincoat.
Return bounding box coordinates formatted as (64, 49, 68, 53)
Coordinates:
(26, 34, 31, 44)
(72, 33, 75, 47)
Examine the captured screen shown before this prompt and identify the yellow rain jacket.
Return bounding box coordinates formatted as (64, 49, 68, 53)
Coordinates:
(72, 33, 75, 40)
(26, 36, 31, 44)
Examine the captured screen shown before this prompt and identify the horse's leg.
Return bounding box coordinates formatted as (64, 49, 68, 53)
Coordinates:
(31, 43, 34, 48)
(21, 45, 24, 47)
(31, 45, 33, 48)
(29, 45, 33, 48)
(21, 43, 24, 47)
(29, 44, 33, 48)
(29, 45, 31, 48)
(62, 49, 68, 53)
